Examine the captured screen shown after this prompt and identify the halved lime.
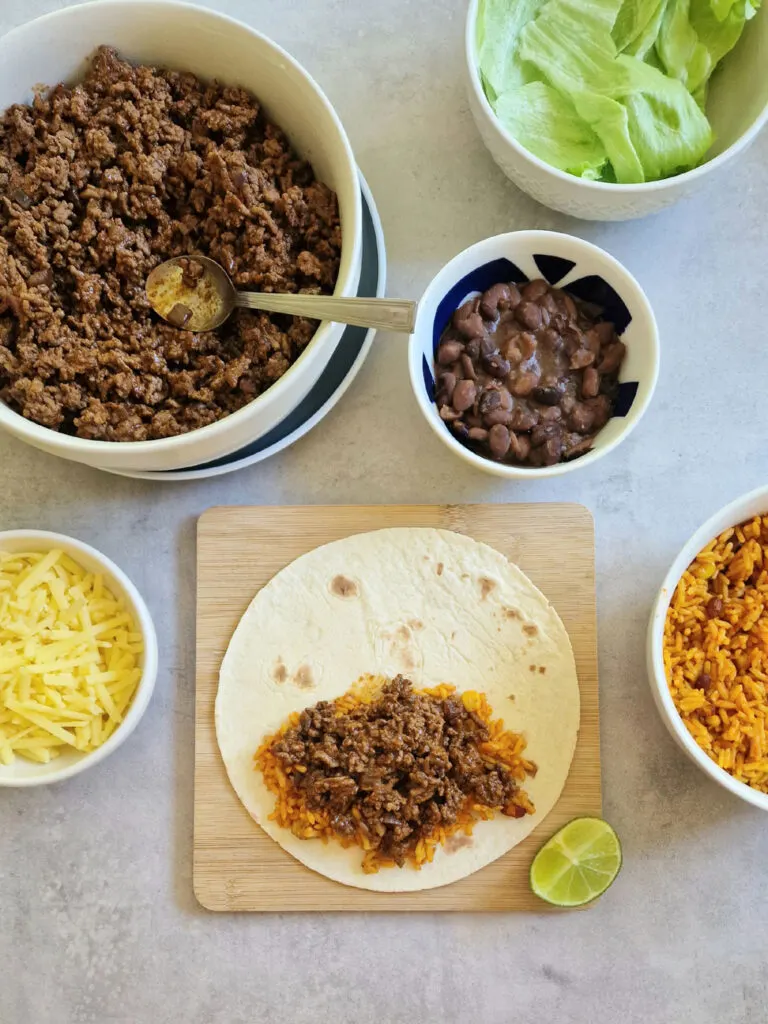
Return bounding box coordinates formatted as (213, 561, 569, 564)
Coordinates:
(530, 817, 622, 907)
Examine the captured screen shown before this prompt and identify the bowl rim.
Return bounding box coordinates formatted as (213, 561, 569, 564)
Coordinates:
(0, 0, 362, 456)
(408, 229, 660, 480)
(0, 529, 159, 787)
(647, 484, 768, 811)
(464, 0, 768, 195)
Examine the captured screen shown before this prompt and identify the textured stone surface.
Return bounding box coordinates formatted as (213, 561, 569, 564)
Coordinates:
(1, 1, 767, 1022)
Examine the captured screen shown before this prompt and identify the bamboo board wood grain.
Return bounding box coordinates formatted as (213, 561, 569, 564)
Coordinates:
(194, 504, 600, 912)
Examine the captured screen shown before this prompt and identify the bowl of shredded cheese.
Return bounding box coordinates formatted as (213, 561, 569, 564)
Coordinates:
(0, 531, 158, 786)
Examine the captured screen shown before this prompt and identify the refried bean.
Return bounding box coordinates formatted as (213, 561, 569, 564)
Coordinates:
(434, 278, 626, 467)
(0, 47, 342, 441)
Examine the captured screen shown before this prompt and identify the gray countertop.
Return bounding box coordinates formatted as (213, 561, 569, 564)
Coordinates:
(2, 1, 767, 1022)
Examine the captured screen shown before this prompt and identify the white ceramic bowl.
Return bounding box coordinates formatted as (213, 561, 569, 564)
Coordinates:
(0, 1, 362, 472)
(0, 531, 158, 787)
(465, 0, 768, 220)
(647, 485, 768, 812)
(409, 230, 659, 479)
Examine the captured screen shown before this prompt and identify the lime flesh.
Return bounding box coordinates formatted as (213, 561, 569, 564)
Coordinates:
(530, 817, 622, 907)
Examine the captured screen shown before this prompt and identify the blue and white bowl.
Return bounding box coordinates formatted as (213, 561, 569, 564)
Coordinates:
(409, 230, 660, 479)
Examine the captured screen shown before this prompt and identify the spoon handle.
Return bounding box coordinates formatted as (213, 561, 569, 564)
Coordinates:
(233, 291, 417, 333)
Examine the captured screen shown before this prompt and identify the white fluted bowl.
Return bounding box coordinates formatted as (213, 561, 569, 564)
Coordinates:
(465, 0, 768, 221)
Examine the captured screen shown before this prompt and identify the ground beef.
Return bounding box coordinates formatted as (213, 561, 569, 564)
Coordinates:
(0, 47, 342, 441)
(272, 676, 532, 868)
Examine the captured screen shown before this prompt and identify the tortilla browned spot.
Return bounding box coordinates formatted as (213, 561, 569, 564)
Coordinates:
(293, 665, 314, 689)
(529, 664, 536, 672)
(445, 834, 474, 853)
(409, 619, 424, 631)
(273, 658, 287, 683)
(479, 577, 497, 599)
(436, 562, 444, 576)
(331, 575, 359, 598)
(379, 624, 420, 673)
(538, 666, 546, 675)
(523, 623, 539, 637)
(504, 607, 521, 620)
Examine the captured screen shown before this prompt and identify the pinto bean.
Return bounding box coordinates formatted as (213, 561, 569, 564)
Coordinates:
(483, 407, 514, 426)
(460, 353, 477, 380)
(531, 386, 562, 406)
(539, 406, 562, 423)
(479, 283, 512, 319)
(563, 435, 594, 460)
(539, 328, 562, 351)
(598, 341, 626, 374)
(586, 394, 612, 428)
(569, 402, 596, 433)
(506, 283, 522, 308)
(521, 279, 548, 302)
(437, 339, 463, 365)
(436, 371, 457, 404)
(570, 348, 596, 369)
(563, 326, 584, 357)
(455, 312, 484, 340)
(505, 343, 523, 365)
(439, 404, 461, 421)
(510, 371, 540, 397)
(509, 407, 539, 431)
(508, 432, 531, 461)
(593, 321, 616, 345)
(478, 389, 501, 416)
(582, 367, 600, 398)
(488, 424, 511, 459)
(452, 379, 477, 412)
(482, 353, 511, 378)
(515, 301, 541, 331)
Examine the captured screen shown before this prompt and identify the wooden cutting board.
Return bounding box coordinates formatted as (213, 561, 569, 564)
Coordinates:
(194, 504, 600, 912)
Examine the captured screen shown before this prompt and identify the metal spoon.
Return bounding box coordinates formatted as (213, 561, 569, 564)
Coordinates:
(146, 255, 416, 333)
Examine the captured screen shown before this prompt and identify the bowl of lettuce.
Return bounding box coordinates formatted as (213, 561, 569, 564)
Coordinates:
(467, 0, 768, 219)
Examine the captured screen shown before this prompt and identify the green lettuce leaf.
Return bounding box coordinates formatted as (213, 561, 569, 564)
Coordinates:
(710, 0, 745, 20)
(656, 0, 714, 91)
(613, 0, 669, 55)
(617, 55, 713, 176)
(519, 0, 713, 181)
(477, 0, 548, 97)
(495, 82, 609, 178)
(568, 91, 646, 182)
(656, 0, 760, 95)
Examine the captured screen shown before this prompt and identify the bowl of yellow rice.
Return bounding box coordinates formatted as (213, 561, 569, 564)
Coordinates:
(648, 485, 768, 811)
(0, 530, 158, 787)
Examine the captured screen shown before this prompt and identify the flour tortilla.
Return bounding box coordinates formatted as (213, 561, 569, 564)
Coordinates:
(216, 528, 580, 892)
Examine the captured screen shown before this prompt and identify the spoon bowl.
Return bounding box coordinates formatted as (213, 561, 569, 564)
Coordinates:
(145, 255, 234, 332)
(147, 255, 416, 333)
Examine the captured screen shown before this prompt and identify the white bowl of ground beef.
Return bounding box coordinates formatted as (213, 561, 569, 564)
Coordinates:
(0, 1, 362, 472)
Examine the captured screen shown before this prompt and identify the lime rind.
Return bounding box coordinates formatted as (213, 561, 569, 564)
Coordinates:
(530, 816, 622, 907)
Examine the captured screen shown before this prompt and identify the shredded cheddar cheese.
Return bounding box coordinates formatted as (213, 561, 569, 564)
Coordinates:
(0, 549, 143, 765)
